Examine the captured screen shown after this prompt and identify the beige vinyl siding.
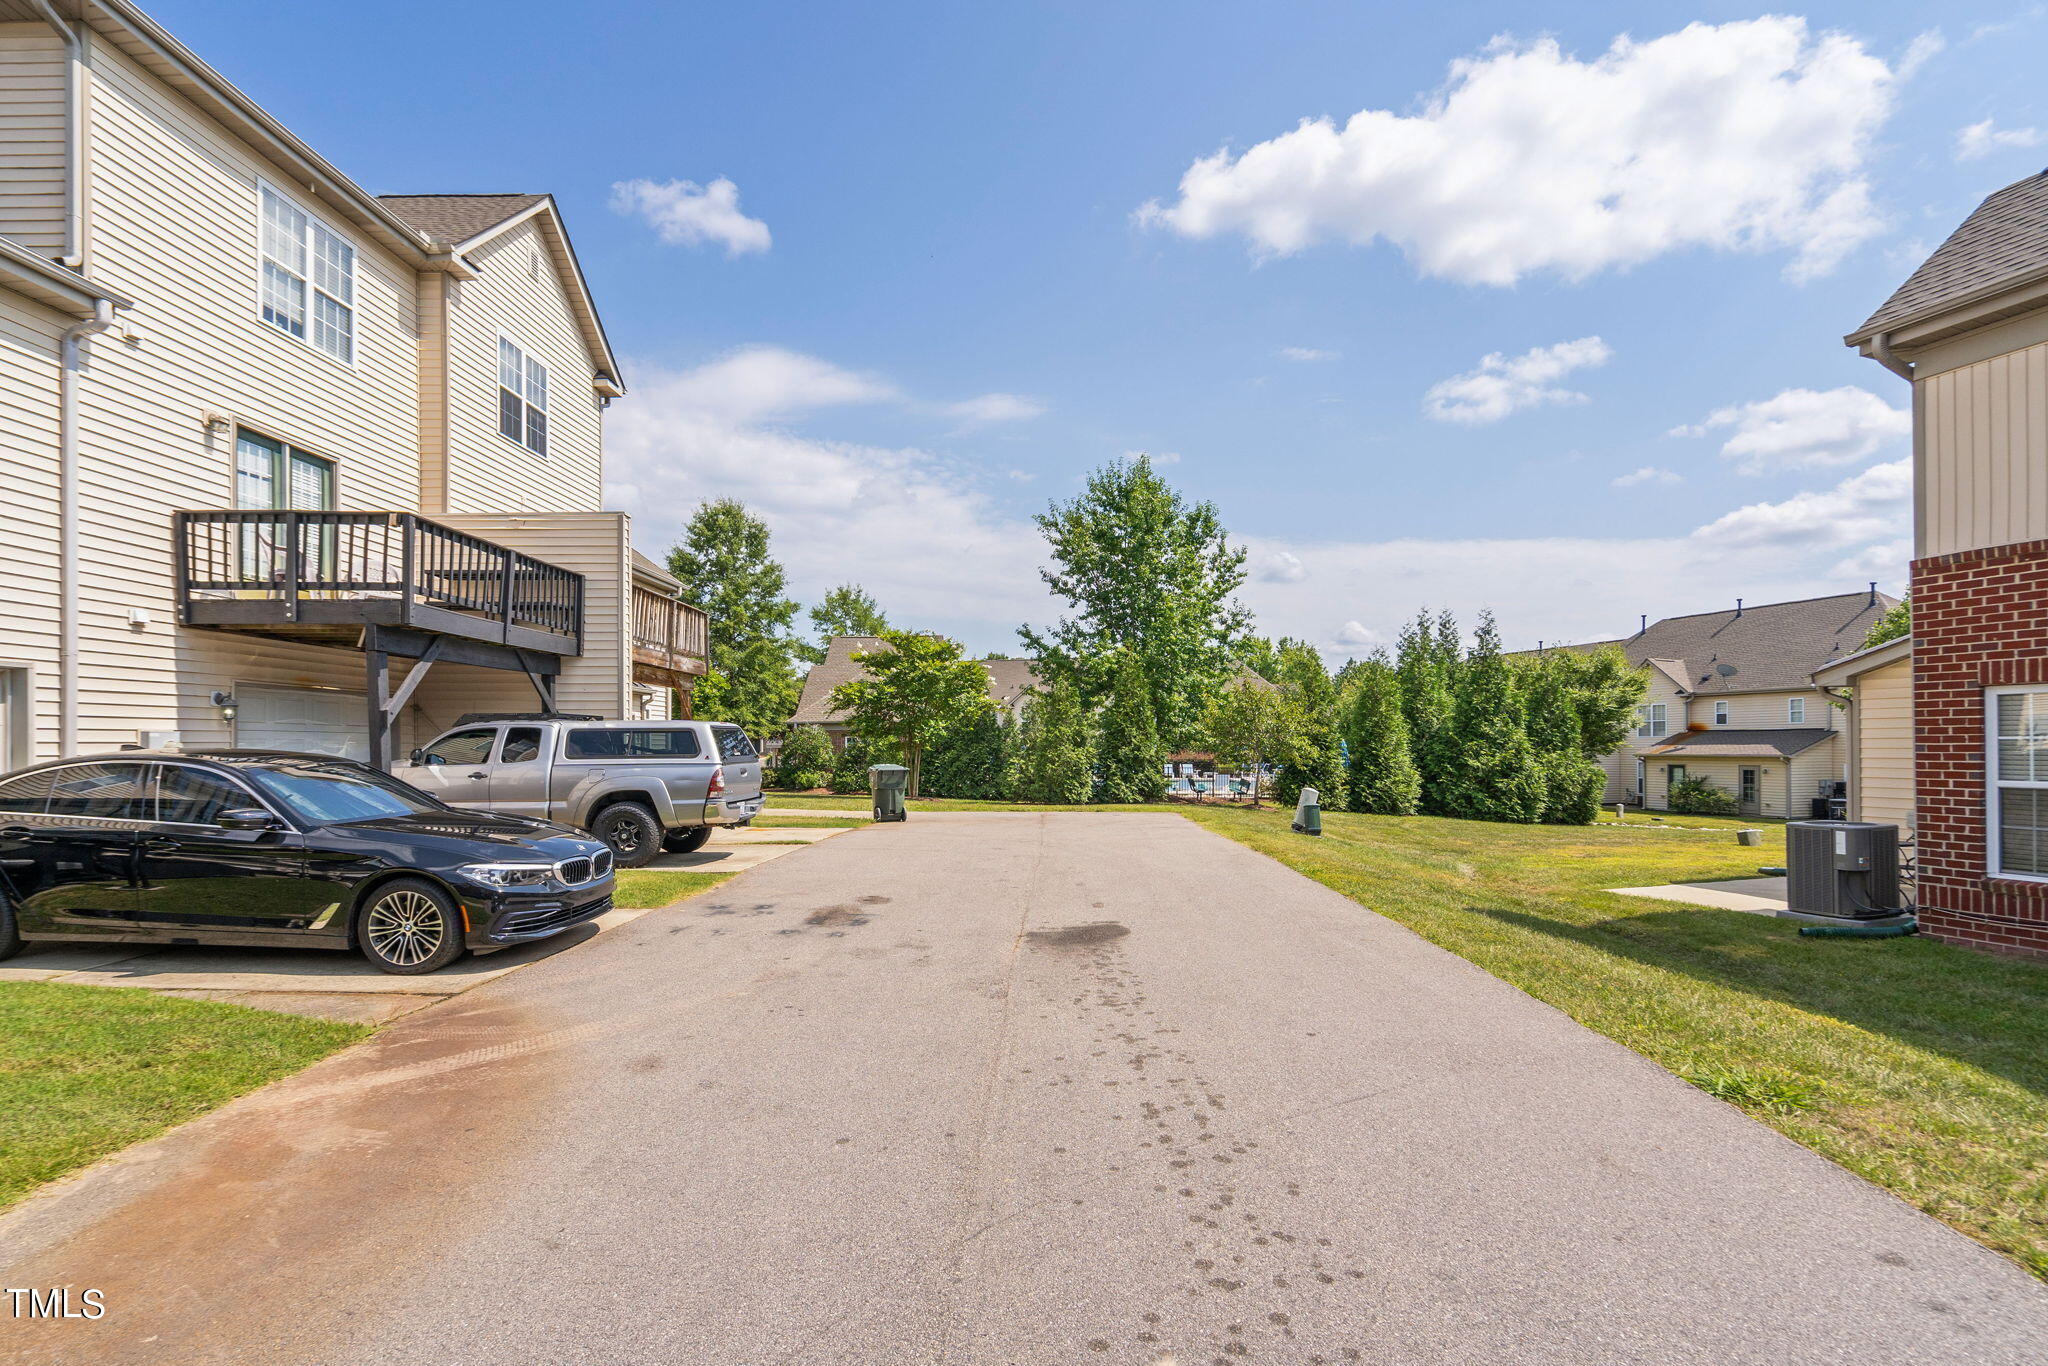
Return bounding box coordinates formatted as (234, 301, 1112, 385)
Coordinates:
(404, 512, 632, 734)
(1645, 756, 1794, 818)
(1918, 336, 2048, 558)
(1853, 657, 1914, 829)
(441, 219, 603, 515)
(0, 24, 68, 256)
(1786, 735, 1845, 820)
(39, 36, 424, 752)
(0, 291, 64, 759)
(1694, 689, 1838, 731)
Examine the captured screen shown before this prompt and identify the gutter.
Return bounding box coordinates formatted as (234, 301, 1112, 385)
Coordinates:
(27, 0, 85, 270)
(1868, 332, 1915, 382)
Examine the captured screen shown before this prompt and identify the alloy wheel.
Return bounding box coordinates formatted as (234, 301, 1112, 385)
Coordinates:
(365, 890, 446, 967)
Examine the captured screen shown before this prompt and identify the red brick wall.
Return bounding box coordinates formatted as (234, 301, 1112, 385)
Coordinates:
(1912, 536, 2048, 959)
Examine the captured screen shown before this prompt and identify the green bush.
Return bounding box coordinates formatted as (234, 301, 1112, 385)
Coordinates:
(1668, 775, 1739, 816)
(923, 708, 1015, 800)
(770, 725, 833, 790)
(826, 733, 900, 794)
(1539, 753, 1607, 825)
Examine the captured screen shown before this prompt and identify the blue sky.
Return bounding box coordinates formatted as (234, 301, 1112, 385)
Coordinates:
(162, 1, 2048, 656)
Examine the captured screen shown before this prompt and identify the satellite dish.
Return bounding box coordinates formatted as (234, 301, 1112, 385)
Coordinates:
(1717, 664, 1738, 677)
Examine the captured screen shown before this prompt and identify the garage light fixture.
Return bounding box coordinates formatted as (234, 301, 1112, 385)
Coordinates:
(211, 690, 239, 723)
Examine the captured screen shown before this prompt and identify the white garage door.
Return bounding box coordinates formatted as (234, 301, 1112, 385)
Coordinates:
(234, 685, 369, 760)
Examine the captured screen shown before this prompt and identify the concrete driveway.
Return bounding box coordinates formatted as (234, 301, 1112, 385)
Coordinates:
(3, 813, 2045, 1364)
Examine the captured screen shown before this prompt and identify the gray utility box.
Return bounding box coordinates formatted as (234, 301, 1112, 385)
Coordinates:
(1784, 821, 1904, 922)
(868, 764, 909, 823)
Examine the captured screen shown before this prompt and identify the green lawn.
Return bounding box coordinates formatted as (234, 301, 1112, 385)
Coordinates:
(1169, 803, 2048, 1280)
(0, 983, 366, 1211)
(613, 869, 736, 908)
(752, 814, 874, 828)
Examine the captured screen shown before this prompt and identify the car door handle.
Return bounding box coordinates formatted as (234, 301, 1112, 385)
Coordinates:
(467, 771, 488, 780)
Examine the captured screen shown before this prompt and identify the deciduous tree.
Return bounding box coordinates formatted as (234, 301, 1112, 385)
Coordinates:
(828, 630, 993, 799)
(798, 584, 890, 664)
(665, 500, 799, 738)
(1203, 678, 1297, 807)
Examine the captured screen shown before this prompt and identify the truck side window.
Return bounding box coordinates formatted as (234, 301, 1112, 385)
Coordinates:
(421, 728, 496, 766)
(499, 727, 543, 763)
(564, 728, 700, 759)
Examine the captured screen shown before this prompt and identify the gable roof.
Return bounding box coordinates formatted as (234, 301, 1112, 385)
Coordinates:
(377, 194, 547, 246)
(379, 193, 622, 391)
(1535, 591, 1896, 696)
(1643, 728, 1836, 760)
(1849, 171, 2048, 344)
(791, 636, 1042, 726)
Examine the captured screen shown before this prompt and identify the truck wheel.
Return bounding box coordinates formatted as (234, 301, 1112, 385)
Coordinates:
(594, 802, 663, 868)
(357, 879, 466, 975)
(0, 891, 23, 961)
(661, 826, 713, 855)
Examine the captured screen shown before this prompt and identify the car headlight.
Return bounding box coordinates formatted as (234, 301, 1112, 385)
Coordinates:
(458, 862, 558, 889)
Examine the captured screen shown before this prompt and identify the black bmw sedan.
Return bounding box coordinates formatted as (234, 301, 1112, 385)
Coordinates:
(0, 750, 615, 974)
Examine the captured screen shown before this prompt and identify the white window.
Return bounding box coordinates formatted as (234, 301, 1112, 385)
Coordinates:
(260, 185, 353, 362)
(1787, 697, 1806, 725)
(498, 338, 549, 456)
(1634, 758, 1646, 796)
(1714, 701, 1729, 725)
(1989, 688, 2048, 879)
(1636, 703, 1668, 738)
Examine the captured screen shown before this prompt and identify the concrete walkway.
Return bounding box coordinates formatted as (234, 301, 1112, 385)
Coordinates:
(1610, 876, 1791, 916)
(3, 813, 2043, 1364)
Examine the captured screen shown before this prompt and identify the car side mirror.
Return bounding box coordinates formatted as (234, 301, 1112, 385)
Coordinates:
(408, 748, 426, 766)
(218, 808, 279, 832)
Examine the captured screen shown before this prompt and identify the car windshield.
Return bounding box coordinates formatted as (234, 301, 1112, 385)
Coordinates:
(241, 761, 449, 825)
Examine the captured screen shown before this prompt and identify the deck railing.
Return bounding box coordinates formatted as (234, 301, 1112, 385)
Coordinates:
(176, 510, 584, 650)
(631, 583, 710, 673)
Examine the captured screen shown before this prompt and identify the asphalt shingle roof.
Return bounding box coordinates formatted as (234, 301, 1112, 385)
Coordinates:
(1643, 728, 1836, 760)
(377, 194, 547, 246)
(1852, 171, 2048, 339)
(790, 637, 1041, 726)
(1537, 591, 1896, 696)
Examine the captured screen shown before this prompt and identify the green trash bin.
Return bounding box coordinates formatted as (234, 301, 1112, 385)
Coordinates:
(868, 764, 909, 822)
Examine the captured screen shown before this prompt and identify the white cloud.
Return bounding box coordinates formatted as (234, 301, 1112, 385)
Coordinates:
(1137, 17, 1903, 284)
(610, 177, 772, 256)
(1955, 117, 2046, 161)
(946, 393, 1046, 426)
(1689, 458, 1911, 551)
(1613, 466, 1682, 488)
(605, 350, 1063, 647)
(1123, 450, 1182, 465)
(1672, 386, 1908, 474)
(1279, 347, 1339, 362)
(1424, 337, 1612, 424)
(1257, 550, 1308, 583)
(1334, 621, 1382, 648)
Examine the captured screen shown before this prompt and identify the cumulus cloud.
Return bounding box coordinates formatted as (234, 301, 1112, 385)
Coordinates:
(605, 349, 1054, 642)
(1613, 466, 1682, 487)
(1257, 550, 1308, 583)
(1671, 386, 1908, 474)
(1137, 17, 1903, 284)
(1689, 458, 1911, 551)
(1424, 337, 1612, 424)
(946, 393, 1046, 426)
(1279, 347, 1339, 362)
(1334, 621, 1382, 648)
(1955, 117, 2046, 160)
(610, 177, 772, 256)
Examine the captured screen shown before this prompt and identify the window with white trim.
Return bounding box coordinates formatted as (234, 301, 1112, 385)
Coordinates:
(1787, 697, 1806, 725)
(1636, 703, 1667, 738)
(260, 185, 354, 362)
(1713, 700, 1729, 725)
(498, 338, 549, 456)
(1990, 688, 2048, 878)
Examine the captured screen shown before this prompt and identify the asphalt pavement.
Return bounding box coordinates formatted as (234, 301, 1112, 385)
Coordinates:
(4, 812, 2045, 1364)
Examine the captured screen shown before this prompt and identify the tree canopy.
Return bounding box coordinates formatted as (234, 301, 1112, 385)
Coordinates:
(799, 584, 890, 665)
(827, 630, 993, 799)
(665, 499, 799, 738)
(1863, 595, 1909, 649)
(1020, 455, 1248, 751)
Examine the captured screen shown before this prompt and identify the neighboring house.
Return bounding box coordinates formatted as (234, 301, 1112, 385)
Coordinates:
(1844, 169, 2048, 958)
(1533, 591, 1895, 818)
(788, 636, 1039, 751)
(0, 0, 705, 771)
(1811, 635, 1914, 831)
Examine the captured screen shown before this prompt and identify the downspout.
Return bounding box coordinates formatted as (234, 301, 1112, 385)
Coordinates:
(28, 0, 85, 270)
(1869, 332, 1915, 382)
(59, 300, 124, 756)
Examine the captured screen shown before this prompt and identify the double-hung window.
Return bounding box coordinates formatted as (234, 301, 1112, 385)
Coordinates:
(1787, 697, 1806, 725)
(260, 185, 354, 363)
(1990, 688, 2048, 879)
(1637, 703, 1668, 738)
(1713, 701, 1729, 725)
(235, 430, 336, 582)
(499, 338, 549, 456)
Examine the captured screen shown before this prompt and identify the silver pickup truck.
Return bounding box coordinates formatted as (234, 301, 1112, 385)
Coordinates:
(403, 715, 764, 867)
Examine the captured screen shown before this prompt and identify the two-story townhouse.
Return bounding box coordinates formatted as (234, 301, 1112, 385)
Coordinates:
(0, 0, 705, 773)
(1536, 590, 1894, 818)
(1844, 169, 2048, 959)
